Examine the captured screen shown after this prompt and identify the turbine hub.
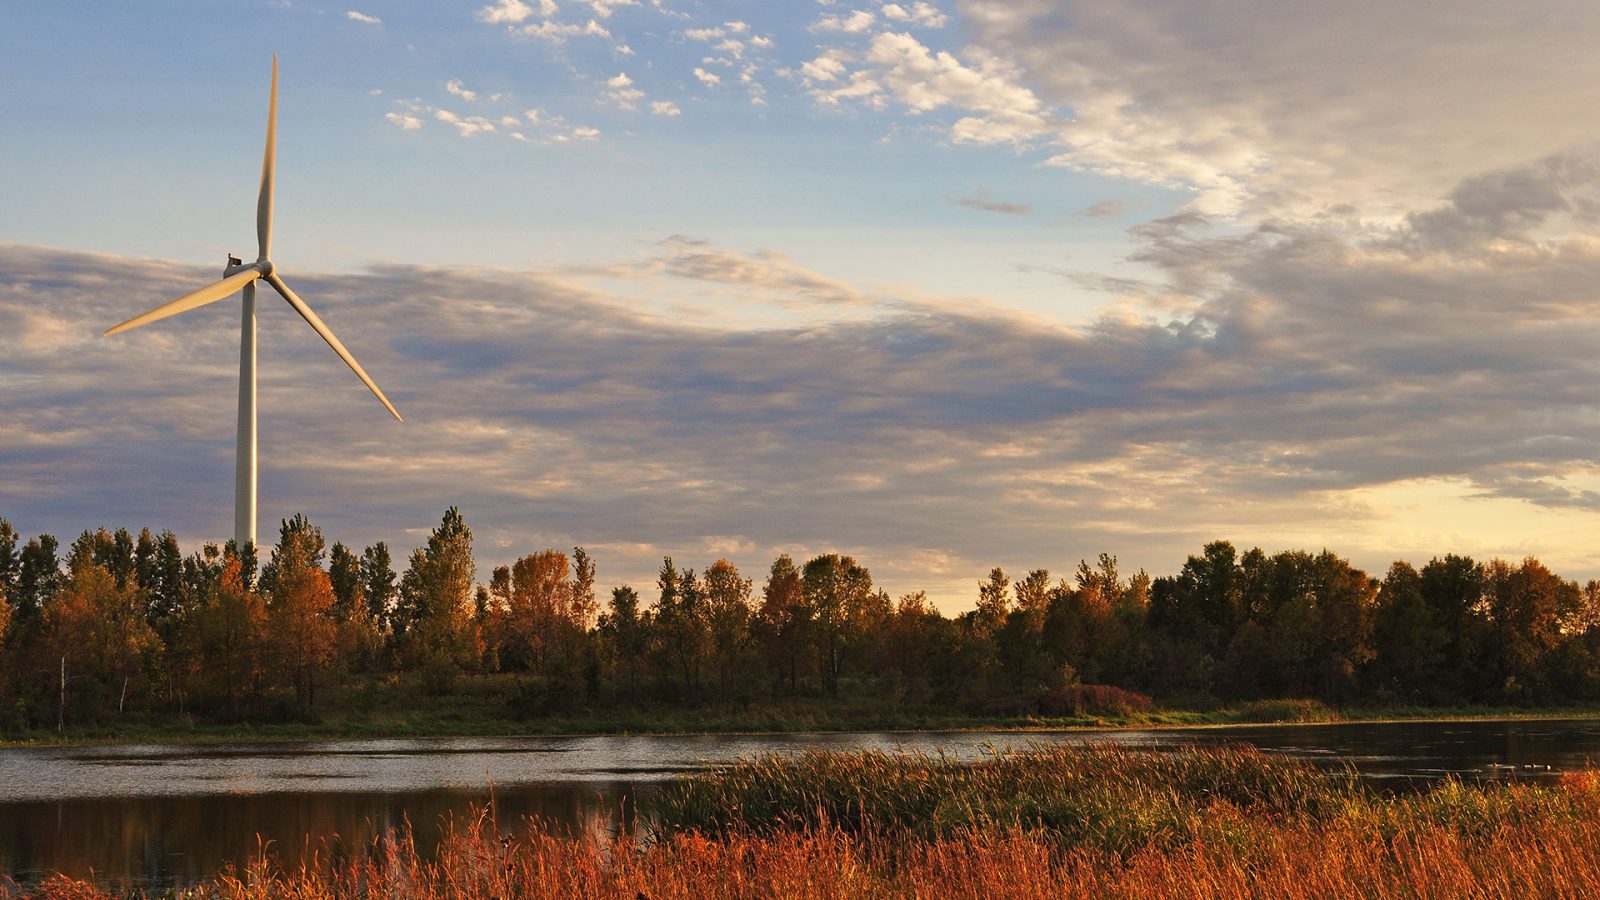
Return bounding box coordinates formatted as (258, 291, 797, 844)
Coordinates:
(257, 259, 275, 278)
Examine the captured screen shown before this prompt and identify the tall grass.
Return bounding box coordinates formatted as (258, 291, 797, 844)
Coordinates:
(652, 742, 1359, 850)
(12, 747, 1600, 898)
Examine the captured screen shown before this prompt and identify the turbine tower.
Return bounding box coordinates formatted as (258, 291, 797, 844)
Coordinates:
(106, 56, 401, 550)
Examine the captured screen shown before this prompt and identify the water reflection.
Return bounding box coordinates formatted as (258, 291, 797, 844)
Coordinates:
(5, 719, 1600, 890)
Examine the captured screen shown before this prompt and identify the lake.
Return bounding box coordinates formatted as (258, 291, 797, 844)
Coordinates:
(4, 718, 1600, 892)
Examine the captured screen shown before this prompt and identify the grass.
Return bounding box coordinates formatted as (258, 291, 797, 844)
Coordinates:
(12, 672, 1600, 749)
(14, 745, 1600, 897)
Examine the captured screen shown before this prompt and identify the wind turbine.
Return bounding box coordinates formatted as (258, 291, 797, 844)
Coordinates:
(106, 56, 402, 550)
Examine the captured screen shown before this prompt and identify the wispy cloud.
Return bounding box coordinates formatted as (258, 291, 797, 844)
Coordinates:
(345, 10, 382, 25)
(956, 191, 1031, 216)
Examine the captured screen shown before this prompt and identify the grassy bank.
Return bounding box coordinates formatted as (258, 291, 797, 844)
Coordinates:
(10, 693, 1600, 749)
(14, 745, 1600, 898)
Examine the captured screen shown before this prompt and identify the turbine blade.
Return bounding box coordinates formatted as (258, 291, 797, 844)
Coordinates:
(105, 268, 261, 336)
(257, 55, 277, 261)
(265, 272, 403, 422)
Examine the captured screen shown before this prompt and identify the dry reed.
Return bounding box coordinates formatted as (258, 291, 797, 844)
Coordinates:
(11, 746, 1600, 899)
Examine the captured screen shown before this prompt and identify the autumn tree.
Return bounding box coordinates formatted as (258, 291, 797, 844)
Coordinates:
(269, 560, 338, 716)
(185, 555, 269, 718)
(755, 555, 809, 694)
(40, 558, 158, 724)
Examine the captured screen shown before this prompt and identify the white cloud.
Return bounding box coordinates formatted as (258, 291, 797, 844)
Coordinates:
(651, 100, 681, 117)
(446, 80, 478, 102)
(585, 0, 636, 16)
(810, 9, 875, 33)
(385, 112, 422, 130)
(881, 2, 947, 28)
(345, 10, 382, 25)
(517, 18, 610, 42)
(433, 109, 497, 137)
(606, 72, 633, 88)
(693, 67, 721, 87)
(800, 52, 849, 83)
(475, 0, 555, 23)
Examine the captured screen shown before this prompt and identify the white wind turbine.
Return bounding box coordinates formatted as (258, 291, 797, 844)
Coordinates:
(106, 56, 402, 549)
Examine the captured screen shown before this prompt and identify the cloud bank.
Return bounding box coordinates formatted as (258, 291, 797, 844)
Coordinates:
(10, 147, 1600, 602)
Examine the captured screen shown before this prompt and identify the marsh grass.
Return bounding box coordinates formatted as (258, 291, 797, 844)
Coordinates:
(14, 746, 1600, 898)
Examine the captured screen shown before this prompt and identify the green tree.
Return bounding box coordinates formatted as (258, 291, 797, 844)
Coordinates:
(395, 508, 480, 686)
(328, 542, 362, 621)
(703, 559, 755, 703)
(359, 541, 397, 632)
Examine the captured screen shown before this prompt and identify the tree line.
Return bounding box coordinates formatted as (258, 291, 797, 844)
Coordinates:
(2, 508, 1600, 730)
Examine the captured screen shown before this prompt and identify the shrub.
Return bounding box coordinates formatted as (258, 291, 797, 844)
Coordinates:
(1036, 684, 1154, 717)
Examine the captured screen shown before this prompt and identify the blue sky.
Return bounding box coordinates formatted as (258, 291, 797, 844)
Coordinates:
(7, 1, 1600, 607)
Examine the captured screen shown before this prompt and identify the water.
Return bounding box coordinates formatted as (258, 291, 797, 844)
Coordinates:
(4, 719, 1599, 891)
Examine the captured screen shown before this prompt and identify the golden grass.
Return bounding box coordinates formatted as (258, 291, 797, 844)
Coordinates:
(13, 748, 1600, 898)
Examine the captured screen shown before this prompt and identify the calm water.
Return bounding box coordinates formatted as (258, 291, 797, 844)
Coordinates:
(4, 720, 1600, 891)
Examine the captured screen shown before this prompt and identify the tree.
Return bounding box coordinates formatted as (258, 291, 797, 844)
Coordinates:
(359, 542, 397, 633)
(395, 508, 480, 685)
(598, 585, 648, 702)
(1484, 557, 1574, 702)
(703, 559, 755, 703)
(975, 567, 1011, 635)
(0, 519, 18, 606)
(801, 554, 876, 695)
(15, 534, 61, 620)
(257, 514, 325, 597)
(755, 555, 808, 694)
(41, 559, 158, 724)
(185, 555, 268, 717)
(328, 542, 362, 621)
(651, 559, 708, 700)
(1367, 561, 1445, 701)
(268, 558, 338, 716)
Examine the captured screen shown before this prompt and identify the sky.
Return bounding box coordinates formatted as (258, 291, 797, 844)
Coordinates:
(6, 1, 1600, 609)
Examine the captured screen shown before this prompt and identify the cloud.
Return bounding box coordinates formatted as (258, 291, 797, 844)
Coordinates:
(16, 163, 1600, 604)
(385, 112, 423, 131)
(1076, 199, 1127, 220)
(585, 0, 636, 17)
(446, 80, 478, 102)
(433, 109, 496, 137)
(476, 0, 555, 23)
(693, 67, 721, 87)
(811, 10, 876, 33)
(345, 10, 382, 25)
(651, 100, 681, 117)
(962, 0, 1600, 219)
(603, 71, 646, 109)
(956, 192, 1031, 216)
(517, 19, 611, 42)
(881, 2, 947, 28)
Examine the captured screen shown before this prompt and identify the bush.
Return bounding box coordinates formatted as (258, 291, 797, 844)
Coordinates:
(1036, 684, 1154, 717)
(1235, 698, 1338, 723)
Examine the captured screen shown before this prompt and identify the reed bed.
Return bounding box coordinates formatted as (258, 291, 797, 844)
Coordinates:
(13, 746, 1600, 899)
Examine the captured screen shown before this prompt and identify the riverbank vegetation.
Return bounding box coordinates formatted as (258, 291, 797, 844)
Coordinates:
(14, 745, 1600, 898)
(4, 508, 1600, 738)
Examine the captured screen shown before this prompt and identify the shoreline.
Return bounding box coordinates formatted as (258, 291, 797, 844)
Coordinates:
(6, 704, 1600, 750)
